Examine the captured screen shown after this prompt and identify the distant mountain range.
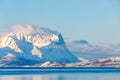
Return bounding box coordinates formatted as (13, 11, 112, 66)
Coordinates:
(0, 24, 120, 67)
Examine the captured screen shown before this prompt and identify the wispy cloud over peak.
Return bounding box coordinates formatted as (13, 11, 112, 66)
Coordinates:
(12, 24, 34, 35)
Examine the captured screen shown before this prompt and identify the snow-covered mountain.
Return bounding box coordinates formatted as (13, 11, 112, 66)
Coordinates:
(90, 57, 120, 67)
(0, 24, 79, 66)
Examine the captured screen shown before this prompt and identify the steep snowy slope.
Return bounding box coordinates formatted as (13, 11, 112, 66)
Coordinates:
(0, 24, 79, 66)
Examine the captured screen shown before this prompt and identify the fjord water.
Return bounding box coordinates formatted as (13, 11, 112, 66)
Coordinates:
(0, 73, 120, 80)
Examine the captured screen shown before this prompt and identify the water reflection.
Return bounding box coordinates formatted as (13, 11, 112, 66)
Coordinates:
(0, 73, 120, 80)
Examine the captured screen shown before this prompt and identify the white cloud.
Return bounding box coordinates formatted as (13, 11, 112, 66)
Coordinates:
(11, 24, 57, 35)
(12, 24, 34, 35)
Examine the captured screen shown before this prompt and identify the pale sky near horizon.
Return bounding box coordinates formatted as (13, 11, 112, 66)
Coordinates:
(0, 0, 120, 43)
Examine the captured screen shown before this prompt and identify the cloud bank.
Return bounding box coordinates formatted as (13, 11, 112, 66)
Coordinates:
(67, 40, 120, 61)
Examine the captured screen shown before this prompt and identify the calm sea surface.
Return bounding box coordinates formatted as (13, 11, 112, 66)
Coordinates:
(0, 72, 120, 80)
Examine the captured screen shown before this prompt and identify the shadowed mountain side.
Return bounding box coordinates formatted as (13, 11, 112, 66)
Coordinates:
(39, 44, 79, 63)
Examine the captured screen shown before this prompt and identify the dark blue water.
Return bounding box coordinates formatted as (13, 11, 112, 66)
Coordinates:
(0, 68, 120, 80)
(0, 73, 120, 80)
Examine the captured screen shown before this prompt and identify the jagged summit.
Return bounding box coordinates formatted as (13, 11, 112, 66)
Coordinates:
(0, 24, 65, 49)
(0, 24, 79, 66)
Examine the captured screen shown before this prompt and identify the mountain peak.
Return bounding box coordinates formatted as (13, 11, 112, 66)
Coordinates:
(0, 24, 65, 48)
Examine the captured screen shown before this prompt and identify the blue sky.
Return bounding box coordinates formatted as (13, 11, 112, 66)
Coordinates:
(0, 0, 120, 43)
